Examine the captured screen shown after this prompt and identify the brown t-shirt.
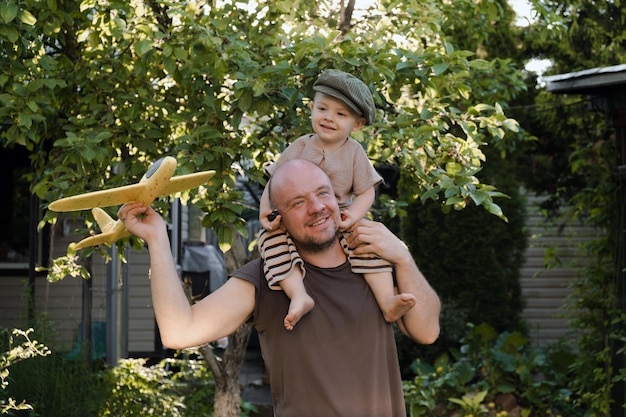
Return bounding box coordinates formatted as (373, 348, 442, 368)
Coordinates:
(232, 258, 407, 417)
(266, 134, 383, 207)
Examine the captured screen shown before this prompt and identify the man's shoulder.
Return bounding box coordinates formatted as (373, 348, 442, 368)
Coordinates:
(231, 258, 263, 285)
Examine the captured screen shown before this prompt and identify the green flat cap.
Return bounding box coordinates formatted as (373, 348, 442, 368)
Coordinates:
(313, 69, 376, 125)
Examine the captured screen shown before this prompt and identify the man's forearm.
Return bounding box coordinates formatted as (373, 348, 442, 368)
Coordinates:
(146, 231, 196, 348)
(345, 218, 441, 343)
(394, 252, 440, 344)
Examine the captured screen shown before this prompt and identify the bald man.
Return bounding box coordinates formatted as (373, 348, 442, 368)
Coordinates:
(119, 159, 440, 417)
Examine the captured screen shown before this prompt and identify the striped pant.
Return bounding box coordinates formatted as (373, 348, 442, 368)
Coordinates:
(258, 229, 392, 289)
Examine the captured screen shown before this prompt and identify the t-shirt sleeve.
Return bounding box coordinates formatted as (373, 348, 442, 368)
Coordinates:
(229, 259, 262, 290)
(228, 259, 264, 324)
(351, 141, 383, 196)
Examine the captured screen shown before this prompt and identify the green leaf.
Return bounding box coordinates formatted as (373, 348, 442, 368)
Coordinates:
(80, 147, 97, 161)
(502, 118, 519, 132)
(0, 25, 19, 43)
(420, 186, 440, 201)
(252, 79, 265, 97)
(18, 10, 37, 26)
(1, 4, 18, 23)
(26, 101, 39, 112)
(238, 90, 252, 112)
(473, 103, 493, 112)
(432, 63, 449, 75)
(18, 113, 32, 128)
(294, 44, 309, 64)
(417, 124, 439, 135)
(217, 226, 232, 253)
(445, 162, 462, 176)
(485, 202, 508, 222)
(134, 39, 152, 57)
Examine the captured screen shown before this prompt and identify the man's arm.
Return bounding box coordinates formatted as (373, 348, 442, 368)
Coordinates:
(119, 202, 255, 349)
(346, 219, 441, 344)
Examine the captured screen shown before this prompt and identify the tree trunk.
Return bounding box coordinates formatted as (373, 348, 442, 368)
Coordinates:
(207, 324, 252, 417)
(338, 0, 356, 35)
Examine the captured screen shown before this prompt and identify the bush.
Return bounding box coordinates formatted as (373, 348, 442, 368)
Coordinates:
(6, 352, 106, 417)
(98, 357, 198, 417)
(396, 298, 469, 378)
(400, 147, 527, 338)
(0, 328, 50, 415)
(2, 313, 107, 417)
(2, 313, 231, 417)
(403, 323, 581, 417)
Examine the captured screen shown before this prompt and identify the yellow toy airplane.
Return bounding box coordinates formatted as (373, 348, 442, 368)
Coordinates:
(48, 156, 215, 250)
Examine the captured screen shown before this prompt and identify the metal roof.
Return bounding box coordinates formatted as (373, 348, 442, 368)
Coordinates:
(543, 64, 626, 94)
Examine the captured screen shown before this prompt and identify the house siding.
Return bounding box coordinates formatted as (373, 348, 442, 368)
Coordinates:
(519, 191, 599, 346)
(0, 216, 155, 354)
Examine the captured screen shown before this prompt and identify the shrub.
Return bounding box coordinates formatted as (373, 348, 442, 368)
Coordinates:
(7, 351, 106, 417)
(0, 328, 50, 414)
(98, 353, 261, 417)
(400, 147, 527, 337)
(396, 298, 469, 378)
(403, 323, 582, 417)
(2, 313, 107, 417)
(98, 358, 191, 417)
(3, 313, 229, 417)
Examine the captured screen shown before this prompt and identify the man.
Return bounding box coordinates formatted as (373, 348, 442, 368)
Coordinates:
(119, 159, 440, 417)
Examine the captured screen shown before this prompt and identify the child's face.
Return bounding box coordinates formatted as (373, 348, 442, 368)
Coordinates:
(310, 93, 365, 144)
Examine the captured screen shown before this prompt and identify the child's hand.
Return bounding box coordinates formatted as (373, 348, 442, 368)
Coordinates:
(339, 210, 356, 231)
(261, 209, 281, 231)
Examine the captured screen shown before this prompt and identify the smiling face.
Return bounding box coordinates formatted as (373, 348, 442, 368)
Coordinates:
(310, 92, 365, 146)
(270, 160, 341, 254)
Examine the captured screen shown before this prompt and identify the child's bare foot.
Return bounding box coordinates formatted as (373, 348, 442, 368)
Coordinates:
(381, 293, 416, 323)
(284, 294, 315, 330)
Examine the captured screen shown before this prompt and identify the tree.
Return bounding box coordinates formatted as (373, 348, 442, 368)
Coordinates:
(525, 0, 626, 73)
(1, 0, 525, 415)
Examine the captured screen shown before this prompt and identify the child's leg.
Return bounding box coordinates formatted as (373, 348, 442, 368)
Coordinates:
(258, 228, 314, 330)
(363, 272, 416, 323)
(339, 232, 415, 321)
(279, 265, 315, 331)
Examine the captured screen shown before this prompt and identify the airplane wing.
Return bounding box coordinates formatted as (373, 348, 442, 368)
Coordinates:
(69, 208, 131, 251)
(49, 183, 147, 212)
(155, 171, 215, 197)
(71, 225, 131, 250)
(49, 170, 215, 212)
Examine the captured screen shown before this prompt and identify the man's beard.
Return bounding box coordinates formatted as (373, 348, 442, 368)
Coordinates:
(295, 229, 339, 253)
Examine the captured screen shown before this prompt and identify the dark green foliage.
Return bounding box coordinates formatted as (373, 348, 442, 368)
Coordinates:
(525, 0, 626, 73)
(508, 2, 626, 412)
(400, 147, 527, 336)
(6, 353, 107, 417)
(1, 315, 224, 417)
(97, 357, 215, 417)
(395, 299, 469, 378)
(403, 323, 581, 417)
(4, 352, 258, 417)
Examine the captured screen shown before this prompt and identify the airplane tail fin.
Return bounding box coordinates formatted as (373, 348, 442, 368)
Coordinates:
(92, 207, 116, 233)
